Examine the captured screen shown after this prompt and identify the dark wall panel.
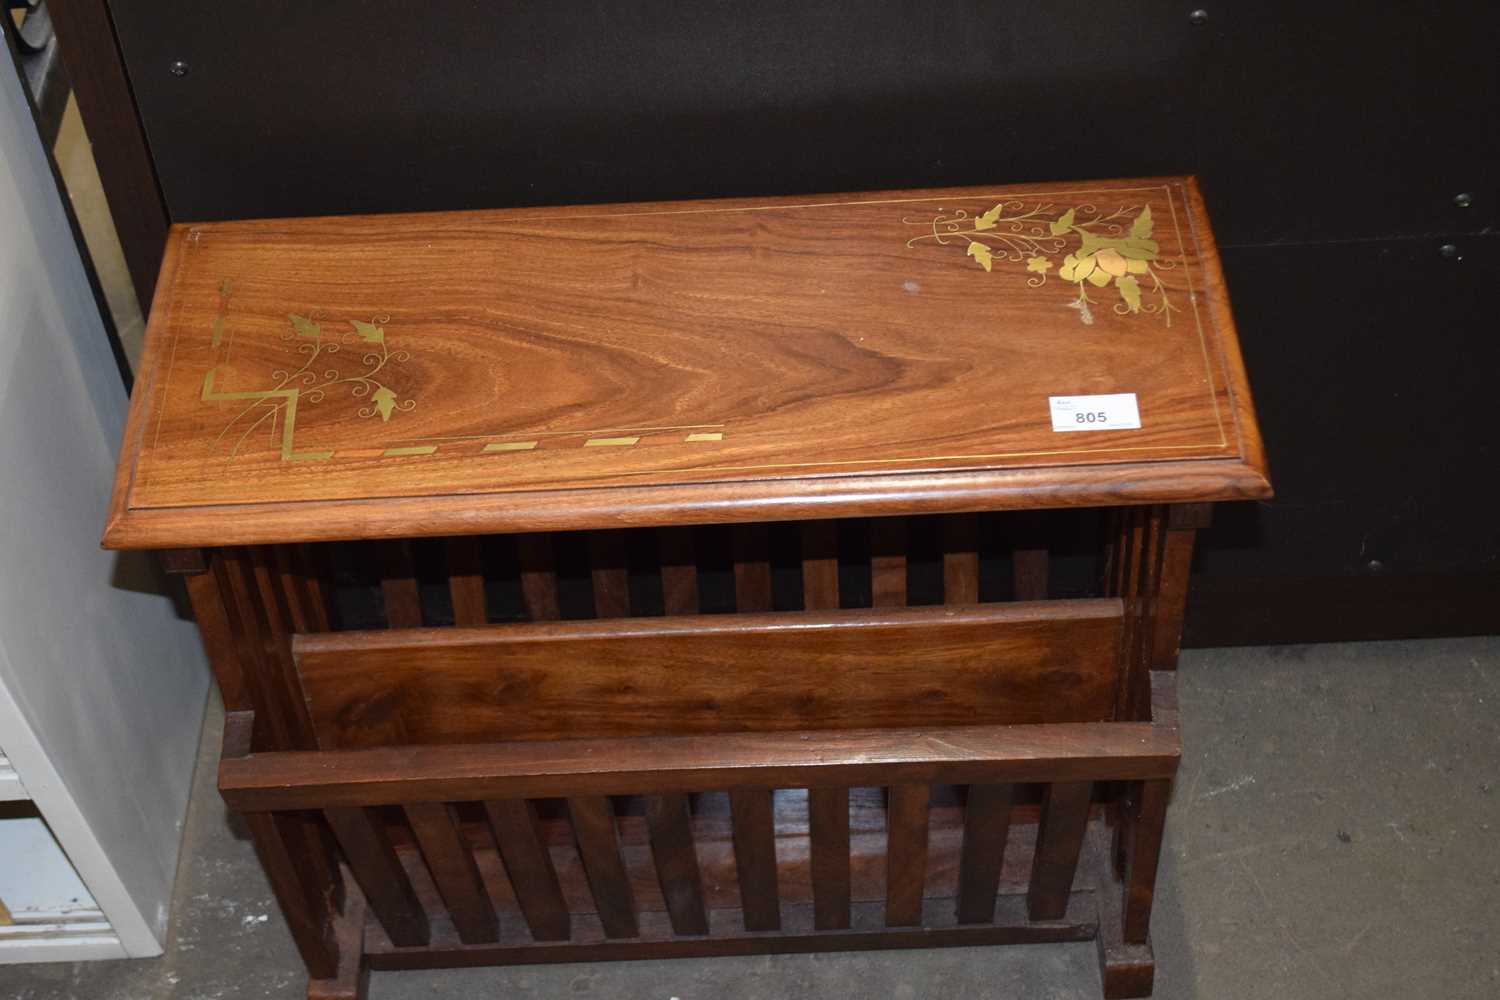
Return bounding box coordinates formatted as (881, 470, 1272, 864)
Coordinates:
(1193, 5, 1498, 244)
(108, 1, 1197, 221)
(1205, 235, 1500, 579)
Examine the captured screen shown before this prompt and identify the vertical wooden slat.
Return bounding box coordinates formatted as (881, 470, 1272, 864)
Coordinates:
(800, 520, 840, 610)
(956, 783, 1015, 923)
(869, 517, 908, 607)
(222, 549, 312, 749)
(271, 545, 318, 634)
(446, 536, 488, 627)
(729, 788, 780, 931)
(324, 807, 430, 947)
(941, 513, 980, 604)
(295, 545, 334, 632)
(1109, 506, 1166, 719)
(404, 802, 499, 944)
(243, 811, 339, 978)
(657, 528, 700, 615)
(1121, 779, 1172, 942)
(588, 530, 631, 618)
(378, 540, 424, 628)
(808, 787, 851, 930)
(217, 550, 286, 745)
(1102, 507, 1126, 598)
(1149, 505, 1210, 671)
(1027, 781, 1093, 920)
(646, 793, 709, 936)
(884, 783, 930, 927)
(1012, 511, 1050, 601)
(483, 799, 570, 942)
(251, 545, 328, 744)
(183, 556, 251, 713)
(515, 533, 560, 621)
(568, 796, 639, 938)
(732, 524, 773, 612)
(1128, 507, 1168, 717)
(249, 546, 293, 634)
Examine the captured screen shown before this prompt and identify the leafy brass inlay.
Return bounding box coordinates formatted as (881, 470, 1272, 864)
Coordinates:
(202, 294, 415, 461)
(905, 201, 1178, 325)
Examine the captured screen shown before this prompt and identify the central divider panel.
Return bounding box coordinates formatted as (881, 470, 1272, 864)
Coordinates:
(295, 600, 1126, 749)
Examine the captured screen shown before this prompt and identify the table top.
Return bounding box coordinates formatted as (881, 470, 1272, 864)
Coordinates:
(104, 176, 1268, 549)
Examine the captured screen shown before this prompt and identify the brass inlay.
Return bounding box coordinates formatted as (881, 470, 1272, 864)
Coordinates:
(383, 445, 438, 457)
(483, 441, 540, 452)
(584, 436, 641, 447)
(906, 201, 1177, 326)
(203, 306, 416, 462)
(685, 432, 724, 442)
(391, 422, 725, 444)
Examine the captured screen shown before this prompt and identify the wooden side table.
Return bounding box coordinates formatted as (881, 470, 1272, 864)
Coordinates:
(104, 177, 1268, 998)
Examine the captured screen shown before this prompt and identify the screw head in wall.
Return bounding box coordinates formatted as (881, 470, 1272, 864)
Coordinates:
(169, 60, 189, 78)
(1189, 9, 1209, 25)
(1453, 192, 1473, 209)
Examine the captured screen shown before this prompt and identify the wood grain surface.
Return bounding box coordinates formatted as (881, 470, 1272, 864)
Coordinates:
(218, 719, 1179, 813)
(104, 177, 1268, 548)
(294, 601, 1124, 747)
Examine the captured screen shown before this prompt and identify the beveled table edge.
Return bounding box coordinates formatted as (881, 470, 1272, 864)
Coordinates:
(103, 456, 1271, 550)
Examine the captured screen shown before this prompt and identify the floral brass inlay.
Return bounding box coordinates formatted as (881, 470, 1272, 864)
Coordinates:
(202, 287, 415, 461)
(905, 201, 1178, 325)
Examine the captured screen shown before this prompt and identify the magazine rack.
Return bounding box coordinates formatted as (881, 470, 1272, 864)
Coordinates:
(104, 176, 1268, 998)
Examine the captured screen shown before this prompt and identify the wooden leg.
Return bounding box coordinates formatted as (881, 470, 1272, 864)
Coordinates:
(243, 812, 339, 980)
(306, 871, 370, 1000)
(1120, 780, 1171, 942)
(1096, 850, 1156, 999)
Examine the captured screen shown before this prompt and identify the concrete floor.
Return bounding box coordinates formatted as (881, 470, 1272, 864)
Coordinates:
(6, 637, 1498, 999)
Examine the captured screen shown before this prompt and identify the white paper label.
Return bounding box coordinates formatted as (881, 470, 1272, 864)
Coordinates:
(1048, 393, 1141, 432)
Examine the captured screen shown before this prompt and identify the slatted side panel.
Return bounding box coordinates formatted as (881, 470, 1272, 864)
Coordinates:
(209, 548, 344, 975)
(1105, 506, 1169, 719)
(295, 510, 1108, 636)
(299, 779, 1105, 949)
